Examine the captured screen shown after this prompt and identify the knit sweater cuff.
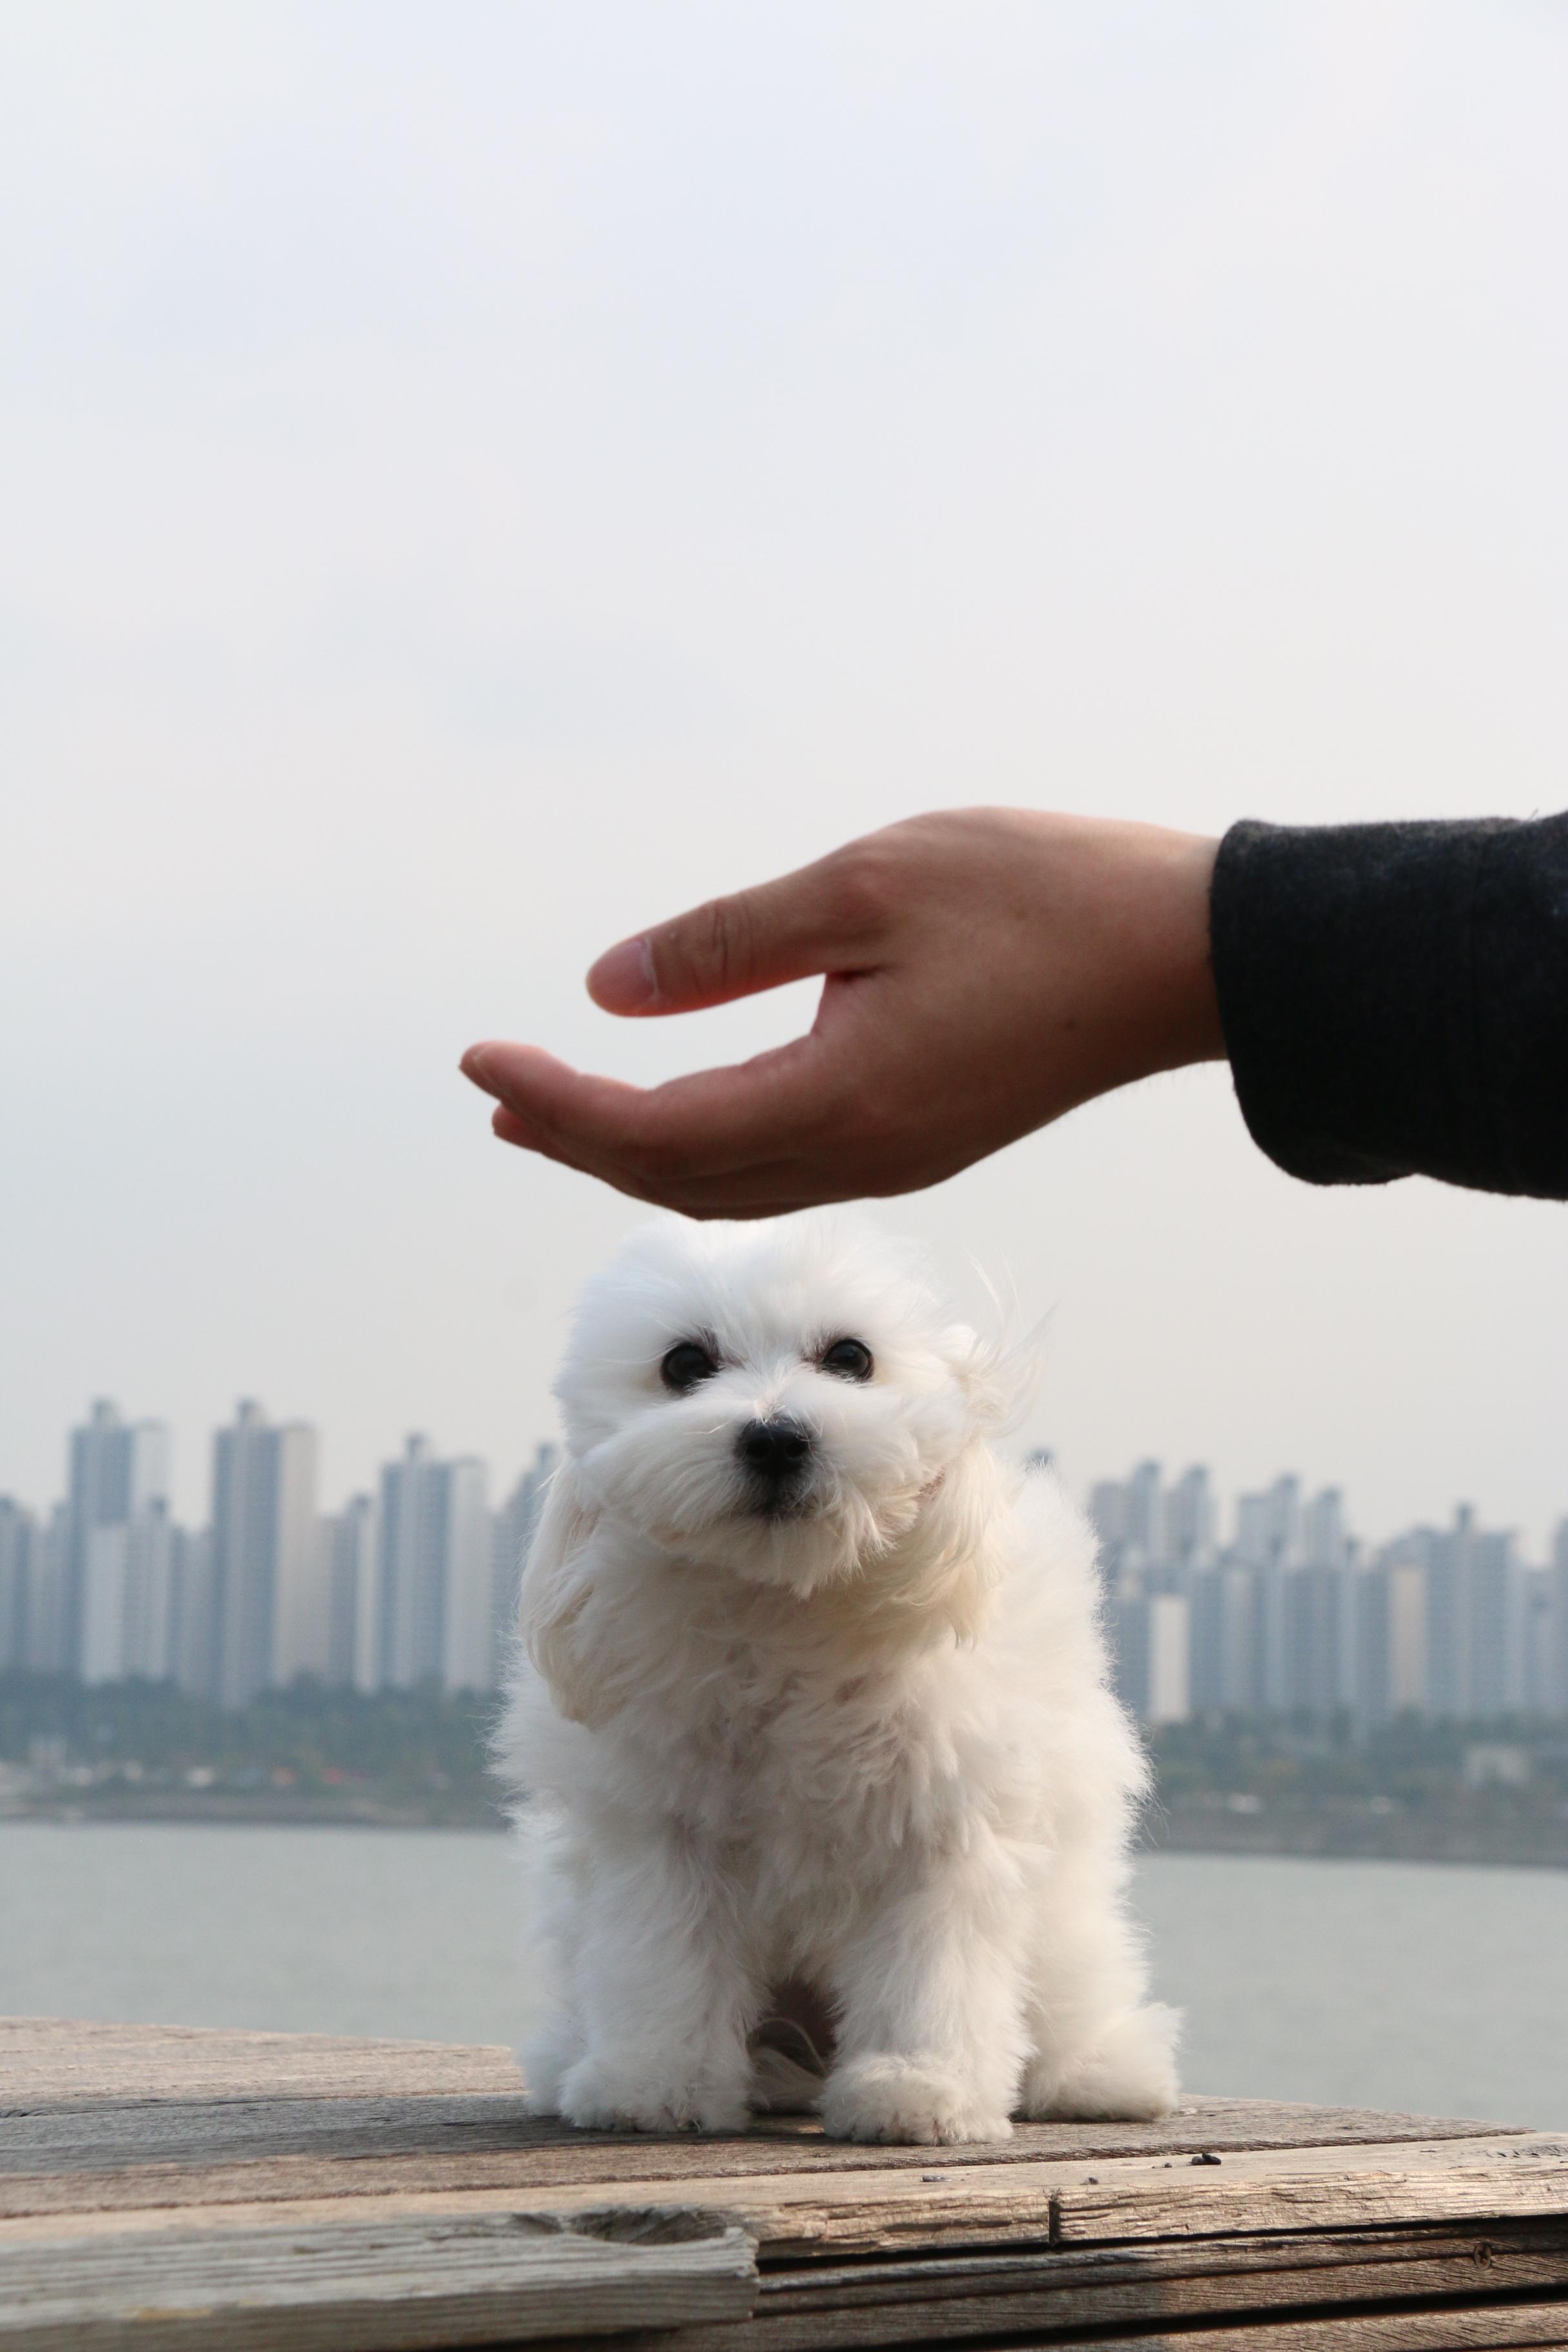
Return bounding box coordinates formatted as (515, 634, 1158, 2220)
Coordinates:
(1209, 814, 1568, 1199)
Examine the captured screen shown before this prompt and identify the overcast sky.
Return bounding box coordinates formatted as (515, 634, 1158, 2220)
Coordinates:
(3, 0, 1565, 1550)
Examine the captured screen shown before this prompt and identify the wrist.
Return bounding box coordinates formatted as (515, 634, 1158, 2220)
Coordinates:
(1144, 828, 1224, 1074)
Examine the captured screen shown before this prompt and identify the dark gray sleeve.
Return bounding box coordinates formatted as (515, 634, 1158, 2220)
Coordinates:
(1208, 814, 1568, 1200)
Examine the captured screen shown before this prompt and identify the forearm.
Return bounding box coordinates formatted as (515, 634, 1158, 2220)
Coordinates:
(1211, 813, 1568, 1200)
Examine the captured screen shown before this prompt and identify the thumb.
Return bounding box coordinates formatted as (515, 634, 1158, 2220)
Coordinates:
(586, 843, 887, 1015)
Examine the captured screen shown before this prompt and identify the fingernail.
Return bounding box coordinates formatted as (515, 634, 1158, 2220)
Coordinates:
(460, 1046, 498, 1090)
(589, 936, 656, 1010)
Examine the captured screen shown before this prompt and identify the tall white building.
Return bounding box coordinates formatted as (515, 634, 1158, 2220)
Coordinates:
(322, 1495, 378, 1691)
(23, 1506, 72, 1673)
(1162, 1467, 1216, 1578)
(1415, 1507, 1527, 1721)
(1303, 1487, 1350, 1572)
(168, 1527, 217, 1697)
(377, 1439, 493, 1692)
(1113, 1590, 1191, 1723)
(1355, 1541, 1429, 1721)
(1189, 1562, 1259, 1712)
(0, 1498, 35, 1671)
(211, 1402, 320, 1707)
(65, 1402, 170, 1673)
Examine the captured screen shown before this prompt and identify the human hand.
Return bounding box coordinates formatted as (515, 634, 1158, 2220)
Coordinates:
(460, 808, 1224, 1217)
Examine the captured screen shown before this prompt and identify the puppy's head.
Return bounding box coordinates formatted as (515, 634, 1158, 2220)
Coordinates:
(553, 1213, 1015, 1594)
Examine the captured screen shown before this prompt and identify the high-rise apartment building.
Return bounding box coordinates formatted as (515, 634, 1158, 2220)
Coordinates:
(1553, 1520, 1568, 1718)
(167, 1527, 217, 1696)
(1162, 1467, 1216, 1578)
(1520, 1567, 1557, 1717)
(1303, 1487, 1350, 1572)
(1355, 1540, 1429, 1722)
(322, 1495, 378, 1690)
(211, 1403, 320, 1706)
(377, 1439, 492, 1692)
(21, 1506, 71, 1673)
(1189, 1560, 1260, 1712)
(79, 1502, 182, 1685)
(65, 1402, 170, 1674)
(1468, 1525, 1525, 1718)
(1113, 1590, 1190, 1723)
(0, 1498, 35, 1671)
(1416, 1507, 1527, 1720)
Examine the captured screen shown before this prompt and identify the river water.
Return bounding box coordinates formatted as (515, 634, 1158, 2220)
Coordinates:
(3, 1824, 1563, 2128)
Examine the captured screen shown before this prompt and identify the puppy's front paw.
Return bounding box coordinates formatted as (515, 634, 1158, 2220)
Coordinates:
(1020, 2003, 1182, 2122)
(559, 2051, 749, 2136)
(820, 2053, 1012, 2146)
(518, 2021, 583, 2117)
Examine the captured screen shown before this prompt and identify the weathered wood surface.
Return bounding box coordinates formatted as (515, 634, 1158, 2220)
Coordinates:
(0, 2018, 518, 2105)
(0, 2210, 756, 2352)
(1008, 2315, 1568, 2349)
(14, 2128, 1568, 2256)
(5, 2017, 1568, 2350)
(1050, 2317, 1568, 2349)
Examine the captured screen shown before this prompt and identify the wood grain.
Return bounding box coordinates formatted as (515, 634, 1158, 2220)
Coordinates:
(0, 2019, 520, 2106)
(712, 2222, 1568, 2349)
(0, 2209, 757, 2352)
(1052, 2135, 1568, 2247)
(8, 2137, 1568, 2260)
(1042, 2310, 1568, 2350)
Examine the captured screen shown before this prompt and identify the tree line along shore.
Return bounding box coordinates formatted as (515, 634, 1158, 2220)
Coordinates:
(5, 1672, 1568, 1864)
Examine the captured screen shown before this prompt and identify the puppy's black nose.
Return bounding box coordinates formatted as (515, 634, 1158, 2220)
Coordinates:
(736, 1417, 812, 1481)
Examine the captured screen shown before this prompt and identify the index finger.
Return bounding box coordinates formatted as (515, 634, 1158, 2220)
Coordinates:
(460, 1030, 836, 1182)
(586, 841, 890, 1017)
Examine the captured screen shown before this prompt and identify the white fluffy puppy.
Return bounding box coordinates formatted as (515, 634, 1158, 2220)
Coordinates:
(495, 1213, 1179, 2145)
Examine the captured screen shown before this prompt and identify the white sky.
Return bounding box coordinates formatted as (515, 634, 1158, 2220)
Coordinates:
(3, 0, 1565, 1551)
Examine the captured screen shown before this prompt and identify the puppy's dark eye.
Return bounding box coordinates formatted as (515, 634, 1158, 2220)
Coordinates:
(661, 1341, 718, 1394)
(820, 1337, 874, 1382)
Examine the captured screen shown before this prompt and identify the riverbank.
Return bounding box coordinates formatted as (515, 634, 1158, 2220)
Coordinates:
(1150, 1799, 1568, 1868)
(9, 1784, 1568, 1865)
(8, 1672, 1568, 1863)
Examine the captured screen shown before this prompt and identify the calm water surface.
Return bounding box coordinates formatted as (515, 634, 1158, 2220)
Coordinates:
(3, 1824, 1564, 2128)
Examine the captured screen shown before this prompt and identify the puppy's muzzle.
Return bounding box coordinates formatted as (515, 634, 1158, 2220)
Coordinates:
(736, 1416, 813, 1514)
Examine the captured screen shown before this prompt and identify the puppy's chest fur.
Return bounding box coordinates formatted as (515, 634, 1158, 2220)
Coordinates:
(582, 1560, 1027, 1863)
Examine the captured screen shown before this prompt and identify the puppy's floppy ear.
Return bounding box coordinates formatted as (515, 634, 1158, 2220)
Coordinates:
(518, 1457, 607, 1727)
(943, 1320, 1038, 1436)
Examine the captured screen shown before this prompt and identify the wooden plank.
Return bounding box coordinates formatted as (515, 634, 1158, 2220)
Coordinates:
(0, 2209, 758, 2352)
(1052, 2134, 1568, 2247)
(697, 2222, 1568, 2349)
(0, 2019, 520, 2106)
(12, 2124, 1544, 2228)
(5, 2020, 1518, 2159)
(7, 2137, 1568, 2260)
(4, 2095, 1520, 2181)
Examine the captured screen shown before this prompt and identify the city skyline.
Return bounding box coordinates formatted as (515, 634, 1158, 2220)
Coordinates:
(2, 1389, 1563, 1564)
(4, 1394, 1565, 1732)
(1090, 1456, 1568, 1730)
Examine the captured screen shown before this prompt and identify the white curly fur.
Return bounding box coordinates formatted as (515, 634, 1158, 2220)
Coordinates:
(495, 1212, 1179, 2144)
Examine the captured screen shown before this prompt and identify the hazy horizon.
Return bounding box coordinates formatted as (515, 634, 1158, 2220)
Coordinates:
(4, 3, 1565, 1551)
